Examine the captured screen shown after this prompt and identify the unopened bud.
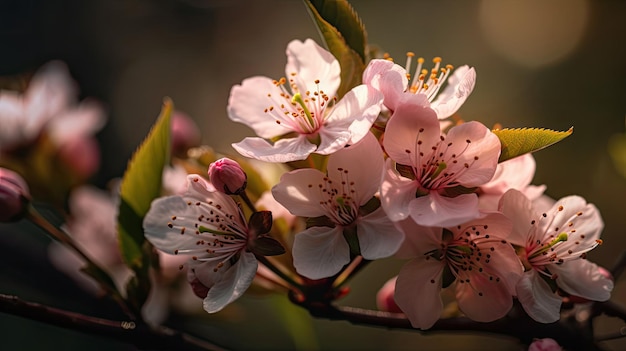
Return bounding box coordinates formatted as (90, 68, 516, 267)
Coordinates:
(376, 276, 403, 313)
(528, 338, 562, 351)
(0, 168, 30, 222)
(171, 111, 201, 157)
(208, 158, 247, 195)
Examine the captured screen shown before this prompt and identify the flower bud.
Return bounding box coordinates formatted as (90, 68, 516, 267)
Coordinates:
(0, 168, 31, 222)
(528, 338, 562, 351)
(171, 111, 202, 157)
(208, 158, 247, 195)
(376, 276, 403, 313)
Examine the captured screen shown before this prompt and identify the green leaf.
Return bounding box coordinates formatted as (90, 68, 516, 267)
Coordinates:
(304, 0, 366, 99)
(307, 0, 367, 62)
(493, 127, 573, 162)
(116, 98, 172, 310)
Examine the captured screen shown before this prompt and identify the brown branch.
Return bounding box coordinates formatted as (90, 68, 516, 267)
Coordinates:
(0, 294, 228, 351)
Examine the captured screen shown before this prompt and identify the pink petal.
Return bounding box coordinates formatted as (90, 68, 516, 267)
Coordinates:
(550, 260, 613, 301)
(292, 226, 350, 280)
(480, 153, 536, 195)
(393, 218, 441, 259)
(321, 84, 382, 147)
(516, 270, 562, 323)
(232, 136, 317, 162)
(383, 101, 440, 166)
(203, 252, 258, 313)
(443, 121, 500, 187)
(227, 76, 294, 139)
(542, 196, 603, 244)
(380, 159, 419, 222)
(285, 39, 340, 97)
(394, 257, 445, 329)
(271, 168, 328, 218)
(409, 192, 480, 227)
(455, 269, 514, 322)
(326, 132, 384, 205)
(48, 101, 106, 143)
(431, 66, 476, 119)
(356, 207, 405, 260)
(498, 189, 535, 247)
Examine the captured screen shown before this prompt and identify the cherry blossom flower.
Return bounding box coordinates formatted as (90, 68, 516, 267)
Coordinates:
(143, 175, 260, 313)
(499, 189, 613, 323)
(0, 61, 105, 152)
(393, 213, 522, 329)
(272, 133, 404, 279)
(227, 39, 383, 163)
(478, 153, 547, 211)
(362, 53, 476, 118)
(380, 99, 501, 227)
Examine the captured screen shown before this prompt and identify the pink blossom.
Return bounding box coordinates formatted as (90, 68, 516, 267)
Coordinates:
(228, 39, 383, 162)
(143, 175, 258, 313)
(478, 153, 547, 211)
(272, 133, 404, 279)
(380, 99, 500, 227)
(376, 276, 402, 313)
(393, 213, 522, 329)
(499, 189, 613, 323)
(0, 62, 105, 153)
(363, 55, 476, 118)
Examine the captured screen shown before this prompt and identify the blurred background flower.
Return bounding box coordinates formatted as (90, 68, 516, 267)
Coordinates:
(0, 0, 625, 350)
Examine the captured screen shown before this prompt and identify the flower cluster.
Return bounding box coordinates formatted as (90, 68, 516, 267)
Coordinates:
(142, 38, 613, 327)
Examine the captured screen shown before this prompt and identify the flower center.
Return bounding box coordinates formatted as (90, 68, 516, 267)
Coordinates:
(524, 205, 603, 274)
(404, 53, 453, 101)
(264, 75, 337, 136)
(308, 168, 359, 226)
(403, 128, 478, 192)
(166, 195, 249, 272)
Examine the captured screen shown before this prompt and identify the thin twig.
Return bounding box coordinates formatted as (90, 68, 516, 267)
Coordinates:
(0, 294, 227, 351)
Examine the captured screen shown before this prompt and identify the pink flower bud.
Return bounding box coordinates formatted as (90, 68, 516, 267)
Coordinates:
(528, 338, 562, 351)
(0, 168, 30, 222)
(376, 276, 403, 313)
(171, 111, 201, 157)
(208, 158, 247, 195)
(58, 136, 101, 180)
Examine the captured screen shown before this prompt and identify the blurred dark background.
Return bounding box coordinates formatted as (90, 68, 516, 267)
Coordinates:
(1, 0, 625, 350)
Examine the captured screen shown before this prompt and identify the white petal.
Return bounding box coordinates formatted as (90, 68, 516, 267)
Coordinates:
(431, 66, 476, 119)
(143, 195, 209, 254)
(227, 76, 294, 139)
(292, 226, 350, 280)
(271, 168, 328, 218)
(356, 207, 405, 260)
(550, 260, 613, 301)
(326, 132, 384, 205)
(544, 196, 604, 245)
(516, 270, 562, 323)
(409, 192, 480, 227)
(285, 39, 340, 97)
(203, 252, 258, 313)
(394, 257, 444, 329)
(380, 159, 418, 222)
(232, 136, 316, 162)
